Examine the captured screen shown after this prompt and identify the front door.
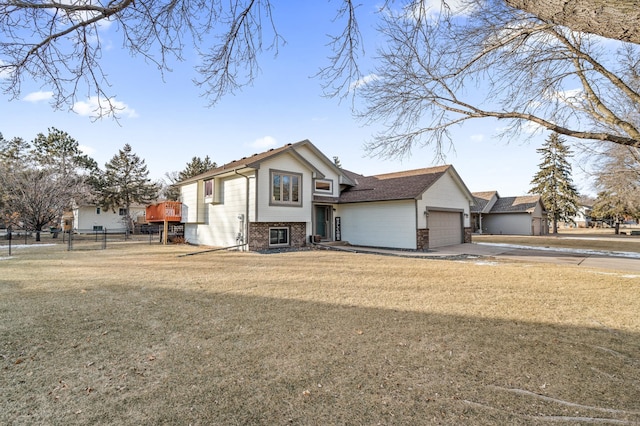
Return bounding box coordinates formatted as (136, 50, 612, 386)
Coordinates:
(314, 205, 332, 240)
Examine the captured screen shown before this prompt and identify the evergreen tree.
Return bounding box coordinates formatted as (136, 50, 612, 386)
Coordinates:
(92, 144, 159, 233)
(178, 156, 217, 181)
(31, 128, 97, 177)
(0, 133, 30, 170)
(333, 156, 342, 169)
(0, 133, 31, 226)
(529, 133, 579, 234)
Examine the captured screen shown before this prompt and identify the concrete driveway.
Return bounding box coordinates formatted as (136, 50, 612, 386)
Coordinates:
(430, 243, 640, 272)
(324, 242, 640, 273)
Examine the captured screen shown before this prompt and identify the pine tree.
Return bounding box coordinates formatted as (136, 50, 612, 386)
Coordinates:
(31, 128, 97, 177)
(178, 156, 217, 181)
(529, 133, 579, 234)
(0, 134, 30, 229)
(333, 156, 342, 169)
(92, 144, 159, 233)
(0, 134, 30, 170)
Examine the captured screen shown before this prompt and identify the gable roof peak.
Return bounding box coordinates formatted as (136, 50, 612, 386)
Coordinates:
(338, 164, 475, 204)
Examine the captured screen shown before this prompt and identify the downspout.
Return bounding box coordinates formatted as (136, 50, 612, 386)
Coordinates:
(235, 170, 251, 251)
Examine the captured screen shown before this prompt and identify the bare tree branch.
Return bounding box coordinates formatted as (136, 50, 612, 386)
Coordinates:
(505, 0, 640, 45)
(357, 1, 640, 159)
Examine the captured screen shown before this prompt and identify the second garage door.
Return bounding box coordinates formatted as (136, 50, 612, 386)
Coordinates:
(428, 211, 462, 248)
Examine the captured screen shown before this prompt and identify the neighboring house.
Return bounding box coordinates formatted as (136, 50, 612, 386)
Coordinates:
(472, 192, 548, 236)
(178, 139, 475, 251)
(560, 204, 592, 228)
(68, 203, 146, 232)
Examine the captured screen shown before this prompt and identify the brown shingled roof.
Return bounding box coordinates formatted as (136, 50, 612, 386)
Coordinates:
(490, 195, 544, 213)
(179, 143, 297, 184)
(338, 165, 451, 203)
(471, 191, 498, 213)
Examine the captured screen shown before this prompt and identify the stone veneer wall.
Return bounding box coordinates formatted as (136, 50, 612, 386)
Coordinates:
(464, 227, 472, 243)
(416, 228, 429, 251)
(249, 222, 307, 251)
(417, 227, 471, 250)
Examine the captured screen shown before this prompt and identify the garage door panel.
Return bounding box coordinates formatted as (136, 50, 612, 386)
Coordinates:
(429, 211, 462, 248)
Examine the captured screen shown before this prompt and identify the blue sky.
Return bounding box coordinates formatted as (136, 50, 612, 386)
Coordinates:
(0, 1, 593, 196)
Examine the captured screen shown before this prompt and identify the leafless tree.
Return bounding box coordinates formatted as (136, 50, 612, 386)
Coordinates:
(358, 1, 640, 159)
(591, 144, 640, 228)
(1, 1, 638, 153)
(505, 0, 640, 45)
(0, 0, 364, 115)
(0, 168, 74, 241)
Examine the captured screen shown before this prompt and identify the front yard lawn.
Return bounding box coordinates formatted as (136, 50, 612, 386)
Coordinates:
(2, 243, 639, 424)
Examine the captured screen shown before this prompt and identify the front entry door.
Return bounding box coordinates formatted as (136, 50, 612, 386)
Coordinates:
(314, 205, 332, 240)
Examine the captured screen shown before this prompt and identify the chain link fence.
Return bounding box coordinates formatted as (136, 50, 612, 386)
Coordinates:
(0, 227, 167, 256)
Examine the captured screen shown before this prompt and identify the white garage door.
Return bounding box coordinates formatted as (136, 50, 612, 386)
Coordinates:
(429, 211, 462, 248)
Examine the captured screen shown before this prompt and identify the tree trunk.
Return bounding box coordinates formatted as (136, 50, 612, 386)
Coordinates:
(505, 0, 640, 44)
(35, 230, 41, 242)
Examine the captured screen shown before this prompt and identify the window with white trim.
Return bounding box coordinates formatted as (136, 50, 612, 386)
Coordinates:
(271, 171, 301, 206)
(204, 179, 213, 198)
(96, 207, 101, 215)
(118, 208, 127, 216)
(314, 179, 333, 194)
(269, 227, 289, 246)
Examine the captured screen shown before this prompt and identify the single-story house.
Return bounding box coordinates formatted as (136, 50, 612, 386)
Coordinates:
(66, 203, 146, 233)
(178, 139, 475, 251)
(471, 191, 548, 235)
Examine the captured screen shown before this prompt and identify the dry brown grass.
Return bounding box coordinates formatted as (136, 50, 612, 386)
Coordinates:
(2, 243, 639, 424)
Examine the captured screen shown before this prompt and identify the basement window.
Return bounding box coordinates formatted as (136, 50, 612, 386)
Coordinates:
(269, 227, 289, 247)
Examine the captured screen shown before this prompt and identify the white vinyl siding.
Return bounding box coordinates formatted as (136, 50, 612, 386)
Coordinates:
(337, 200, 416, 249)
(181, 182, 202, 224)
(256, 155, 313, 234)
(74, 206, 145, 232)
(417, 172, 470, 229)
(483, 213, 533, 235)
(184, 174, 255, 247)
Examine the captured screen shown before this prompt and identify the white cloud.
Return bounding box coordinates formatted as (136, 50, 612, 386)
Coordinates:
(552, 88, 584, 107)
(73, 96, 138, 118)
(349, 74, 379, 90)
(23, 91, 54, 103)
(78, 144, 96, 156)
(470, 133, 485, 142)
(250, 136, 277, 149)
